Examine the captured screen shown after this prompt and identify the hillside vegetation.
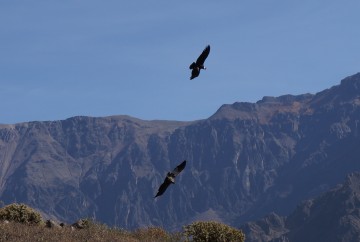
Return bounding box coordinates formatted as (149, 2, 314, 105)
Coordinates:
(0, 203, 245, 242)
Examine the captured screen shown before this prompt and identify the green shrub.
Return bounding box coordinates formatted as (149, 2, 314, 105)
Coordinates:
(183, 221, 245, 242)
(0, 203, 43, 225)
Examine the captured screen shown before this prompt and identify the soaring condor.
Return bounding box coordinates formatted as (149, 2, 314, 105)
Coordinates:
(154, 160, 186, 198)
(189, 45, 210, 80)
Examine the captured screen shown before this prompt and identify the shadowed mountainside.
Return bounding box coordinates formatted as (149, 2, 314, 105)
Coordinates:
(240, 172, 360, 242)
(1, 73, 360, 231)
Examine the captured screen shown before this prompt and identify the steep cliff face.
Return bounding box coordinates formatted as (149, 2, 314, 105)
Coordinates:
(0, 116, 191, 227)
(1, 73, 360, 230)
(240, 172, 360, 242)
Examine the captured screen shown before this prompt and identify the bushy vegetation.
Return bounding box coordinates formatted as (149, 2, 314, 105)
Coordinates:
(183, 221, 245, 242)
(0, 203, 43, 225)
(132, 226, 183, 241)
(0, 203, 245, 242)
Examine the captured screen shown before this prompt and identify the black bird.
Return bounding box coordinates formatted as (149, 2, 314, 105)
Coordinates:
(154, 160, 187, 198)
(189, 45, 210, 80)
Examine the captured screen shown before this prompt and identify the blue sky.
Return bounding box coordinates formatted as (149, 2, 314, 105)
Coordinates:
(1, 1, 360, 124)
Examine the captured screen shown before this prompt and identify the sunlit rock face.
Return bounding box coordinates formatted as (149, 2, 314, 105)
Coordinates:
(1, 73, 360, 231)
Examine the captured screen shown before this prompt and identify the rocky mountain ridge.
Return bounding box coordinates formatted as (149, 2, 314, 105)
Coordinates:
(1, 73, 360, 233)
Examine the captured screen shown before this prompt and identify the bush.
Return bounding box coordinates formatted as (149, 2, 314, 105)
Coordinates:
(0, 203, 43, 225)
(183, 221, 245, 242)
(132, 226, 171, 241)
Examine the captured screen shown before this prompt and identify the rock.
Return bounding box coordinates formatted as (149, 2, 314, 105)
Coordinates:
(46, 220, 62, 229)
(71, 219, 89, 229)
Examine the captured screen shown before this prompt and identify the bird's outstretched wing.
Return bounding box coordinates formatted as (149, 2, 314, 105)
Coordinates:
(189, 62, 196, 69)
(171, 160, 186, 177)
(154, 177, 171, 198)
(195, 45, 210, 66)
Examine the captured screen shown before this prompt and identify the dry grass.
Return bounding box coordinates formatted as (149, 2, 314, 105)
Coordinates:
(0, 203, 245, 241)
(0, 221, 182, 242)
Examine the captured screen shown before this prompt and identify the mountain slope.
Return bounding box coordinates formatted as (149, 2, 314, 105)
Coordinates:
(240, 172, 360, 242)
(1, 73, 360, 230)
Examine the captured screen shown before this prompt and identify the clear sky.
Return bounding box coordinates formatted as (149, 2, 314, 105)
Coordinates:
(1, 0, 360, 124)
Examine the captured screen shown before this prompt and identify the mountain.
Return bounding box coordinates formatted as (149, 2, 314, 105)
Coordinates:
(240, 172, 360, 242)
(1, 73, 360, 231)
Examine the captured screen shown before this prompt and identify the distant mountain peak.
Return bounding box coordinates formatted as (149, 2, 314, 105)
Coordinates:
(340, 72, 360, 88)
(211, 72, 360, 122)
(210, 93, 313, 123)
(257, 94, 314, 105)
(308, 72, 360, 108)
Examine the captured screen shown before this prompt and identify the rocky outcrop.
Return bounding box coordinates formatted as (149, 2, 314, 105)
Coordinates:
(1, 73, 360, 231)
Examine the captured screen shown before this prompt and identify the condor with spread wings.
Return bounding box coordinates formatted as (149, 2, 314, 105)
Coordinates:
(154, 160, 186, 198)
(189, 45, 210, 80)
